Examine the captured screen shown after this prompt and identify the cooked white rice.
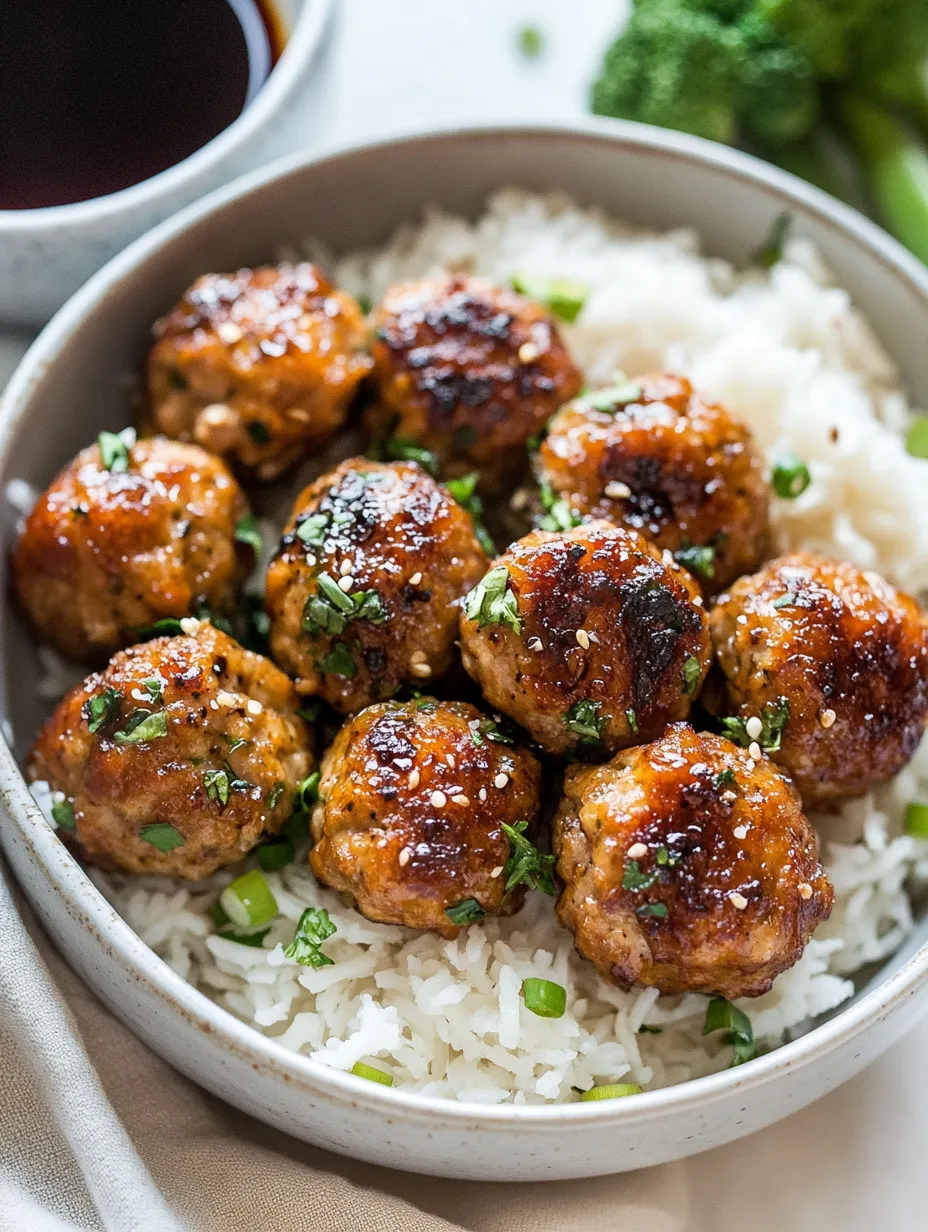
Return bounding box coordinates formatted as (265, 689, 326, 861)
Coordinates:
(23, 190, 928, 1103)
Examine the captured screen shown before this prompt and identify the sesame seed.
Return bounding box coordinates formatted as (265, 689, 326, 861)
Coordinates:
(627, 842, 648, 859)
(527, 636, 544, 652)
(446, 754, 455, 767)
(179, 616, 201, 636)
(339, 558, 353, 577)
(729, 892, 749, 910)
(452, 794, 470, 806)
(399, 847, 411, 867)
(217, 321, 243, 344)
(216, 690, 237, 708)
(575, 629, 591, 649)
(587, 630, 600, 644)
(490, 865, 504, 879)
(820, 708, 836, 729)
(722, 791, 738, 804)
(693, 596, 704, 607)
(518, 341, 540, 363)
(494, 773, 509, 789)
(209, 700, 219, 711)
(305, 553, 317, 567)
(748, 741, 762, 761)
(798, 882, 813, 900)
(410, 650, 427, 664)
(431, 790, 447, 808)
(411, 662, 432, 677)
(409, 571, 423, 586)
(737, 614, 748, 626)
(468, 719, 481, 730)
(604, 480, 632, 500)
(733, 825, 748, 839)
(510, 488, 529, 510)
(662, 550, 675, 566)
(408, 768, 420, 789)
(479, 788, 488, 802)
(745, 716, 763, 740)
(338, 575, 354, 592)
(246, 699, 263, 716)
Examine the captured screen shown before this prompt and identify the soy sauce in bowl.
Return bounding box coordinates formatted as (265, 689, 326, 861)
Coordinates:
(0, 0, 284, 210)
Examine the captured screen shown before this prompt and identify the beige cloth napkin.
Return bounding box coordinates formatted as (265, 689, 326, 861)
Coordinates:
(0, 856, 689, 1232)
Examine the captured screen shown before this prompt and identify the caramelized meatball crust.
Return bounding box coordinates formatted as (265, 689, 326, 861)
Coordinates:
(265, 458, 488, 713)
(536, 373, 770, 593)
(459, 521, 712, 757)
(710, 553, 928, 808)
(310, 700, 543, 935)
(554, 722, 833, 998)
(27, 622, 314, 879)
(13, 435, 252, 661)
(366, 274, 582, 487)
(147, 263, 371, 480)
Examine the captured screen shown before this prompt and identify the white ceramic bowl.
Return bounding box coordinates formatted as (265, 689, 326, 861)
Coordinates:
(0, 0, 332, 328)
(2, 122, 928, 1182)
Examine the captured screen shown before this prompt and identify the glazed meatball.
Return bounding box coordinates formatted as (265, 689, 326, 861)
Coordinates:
(554, 722, 833, 998)
(366, 274, 582, 487)
(27, 621, 314, 879)
(148, 263, 371, 480)
(459, 521, 711, 757)
(13, 434, 252, 661)
(535, 373, 770, 593)
(265, 458, 488, 713)
(310, 699, 543, 935)
(710, 553, 928, 808)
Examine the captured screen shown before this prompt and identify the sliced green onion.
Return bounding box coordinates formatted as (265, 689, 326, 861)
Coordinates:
(51, 799, 76, 831)
(521, 977, 567, 1018)
(219, 869, 279, 930)
(771, 453, 811, 499)
(511, 272, 586, 322)
(140, 823, 185, 852)
(234, 512, 264, 555)
(351, 1061, 394, 1086)
(257, 839, 294, 872)
(216, 928, 270, 948)
(516, 24, 544, 59)
(703, 996, 756, 1066)
(445, 898, 486, 926)
(906, 417, 928, 459)
(578, 1083, 643, 1102)
(904, 802, 928, 838)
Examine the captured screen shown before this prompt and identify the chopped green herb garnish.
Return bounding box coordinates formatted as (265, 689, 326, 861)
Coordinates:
(85, 687, 120, 734)
(142, 677, 163, 704)
(412, 693, 437, 713)
(625, 708, 639, 734)
(140, 823, 185, 852)
(713, 768, 737, 790)
(772, 592, 796, 609)
(356, 294, 373, 315)
(565, 699, 605, 746)
(97, 427, 135, 473)
(501, 820, 556, 895)
(220, 869, 278, 931)
(204, 768, 231, 808)
(470, 716, 515, 746)
(904, 802, 928, 838)
(267, 782, 285, 811)
(682, 655, 702, 697)
(51, 799, 76, 831)
(522, 978, 566, 1018)
(622, 859, 658, 892)
(575, 380, 642, 413)
(516, 24, 544, 58)
(445, 898, 486, 926)
(302, 571, 386, 638)
(383, 436, 440, 478)
(536, 477, 582, 532)
(257, 840, 294, 872)
(722, 698, 790, 753)
(753, 212, 792, 269)
(636, 902, 668, 918)
(445, 473, 495, 555)
(351, 1061, 394, 1086)
(241, 592, 271, 655)
(224, 735, 251, 754)
(247, 421, 270, 444)
(656, 846, 679, 867)
(511, 272, 586, 322)
(703, 996, 756, 1066)
(133, 617, 185, 639)
(113, 710, 168, 745)
(295, 512, 331, 549)
(284, 907, 337, 967)
(217, 928, 270, 947)
(296, 701, 322, 723)
(674, 543, 716, 580)
(771, 453, 811, 499)
(319, 641, 356, 678)
(905, 417, 928, 459)
(234, 512, 263, 555)
(579, 1083, 642, 1101)
(462, 566, 521, 634)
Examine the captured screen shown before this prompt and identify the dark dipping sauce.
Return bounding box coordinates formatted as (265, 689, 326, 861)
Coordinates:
(0, 0, 284, 210)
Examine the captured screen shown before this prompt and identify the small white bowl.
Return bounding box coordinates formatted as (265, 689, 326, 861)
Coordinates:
(2, 122, 928, 1181)
(0, 0, 331, 327)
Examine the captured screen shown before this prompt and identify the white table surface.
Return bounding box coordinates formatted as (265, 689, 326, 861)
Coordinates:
(3, 2, 926, 1226)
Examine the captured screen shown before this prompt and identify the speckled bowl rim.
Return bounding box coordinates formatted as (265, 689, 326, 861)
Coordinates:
(3, 119, 928, 1128)
(0, 0, 332, 230)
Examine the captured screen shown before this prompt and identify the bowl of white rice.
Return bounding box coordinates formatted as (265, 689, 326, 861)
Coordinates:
(3, 121, 928, 1181)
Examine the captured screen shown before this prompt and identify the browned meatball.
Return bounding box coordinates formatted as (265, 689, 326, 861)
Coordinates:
(147, 263, 371, 480)
(710, 553, 928, 808)
(459, 521, 711, 757)
(12, 434, 252, 661)
(535, 373, 770, 593)
(265, 458, 488, 714)
(554, 722, 833, 998)
(310, 699, 543, 935)
(366, 274, 582, 487)
(27, 621, 314, 879)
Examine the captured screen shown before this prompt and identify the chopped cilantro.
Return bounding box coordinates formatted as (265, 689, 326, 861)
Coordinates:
(682, 655, 702, 697)
(536, 477, 582, 532)
(500, 820, 557, 895)
(284, 907, 337, 968)
(97, 427, 135, 473)
(133, 617, 185, 639)
(565, 699, 605, 746)
(319, 642, 356, 678)
(113, 710, 167, 745)
(302, 572, 386, 638)
(772, 592, 797, 609)
(295, 772, 321, 809)
(470, 716, 515, 747)
(722, 698, 790, 753)
(622, 860, 658, 892)
(51, 799, 76, 831)
(142, 677, 163, 704)
(295, 512, 331, 549)
(140, 823, 185, 852)
(234, 512, 263, 555)
(84, 687, 120, 734)
(382, 436, 439, 478)
(674, 543, 716, 580)
(445, 473, 495, 555)
(296, 701, 322, 723)
(575, 380, 642, 413)
(636, 902, 668, 918)
(445, 898, 486, 926)
(510, 272, 586, 322)
(713, 768, 737, 790)
(266, 782, 285, 811)
(241, 592, 271, 655)
(462, 566, 521, 634)
(625, 708, 639, 734)
(204, 768, 231, 808)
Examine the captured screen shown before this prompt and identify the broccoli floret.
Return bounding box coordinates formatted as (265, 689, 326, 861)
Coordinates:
(759, 0, 882, 80)
(737, 12, 819, 144)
